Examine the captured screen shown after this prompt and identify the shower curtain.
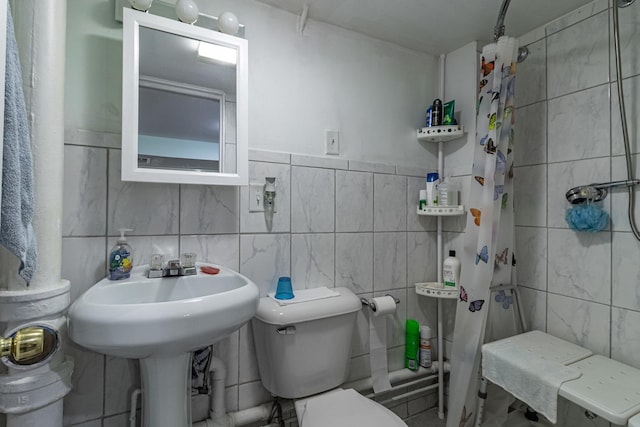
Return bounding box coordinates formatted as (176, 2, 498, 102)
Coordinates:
(445, 36, 518, 427)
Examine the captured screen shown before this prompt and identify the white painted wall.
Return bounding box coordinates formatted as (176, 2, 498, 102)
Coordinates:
(65, 0, 439, 167)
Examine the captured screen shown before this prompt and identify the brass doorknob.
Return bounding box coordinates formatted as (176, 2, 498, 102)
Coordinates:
(0, 326, 57, 365)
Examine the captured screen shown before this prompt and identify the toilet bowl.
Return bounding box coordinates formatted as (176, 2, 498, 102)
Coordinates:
(251, 287, 407, 427)
(295, 388, 406, 427)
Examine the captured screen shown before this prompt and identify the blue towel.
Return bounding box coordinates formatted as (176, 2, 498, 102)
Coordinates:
(0, 4, 37, 284)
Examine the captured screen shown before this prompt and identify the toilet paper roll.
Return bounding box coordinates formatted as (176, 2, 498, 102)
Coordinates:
(370, 296, 397, 316)
(369, 296, 397, 394)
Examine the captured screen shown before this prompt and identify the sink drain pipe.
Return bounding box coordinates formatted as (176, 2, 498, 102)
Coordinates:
(129, 356, 232, 427)
(190, 355, 231, 427)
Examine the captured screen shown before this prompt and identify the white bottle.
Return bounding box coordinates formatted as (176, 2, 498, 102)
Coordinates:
(426, 172, 439, 206)
(443, 250, 461, 289)
(438, 179, 459, 207)
(419, 326, 432, 368)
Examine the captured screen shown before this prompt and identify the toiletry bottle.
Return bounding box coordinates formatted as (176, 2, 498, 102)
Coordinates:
(419, 326, 432, 368)
(426, 172, 439, 206)
(405, 319, 420, 371)
(419, 189, 427, 210)
(438, 179, 459, 207)
(431, 99, 443, 126)
(109, 228, 133, 280)
(425, 106, 433, 127)
(438, 180, 449, 206)
(443, 100, 455, 125)
(443, 250, 461, 289)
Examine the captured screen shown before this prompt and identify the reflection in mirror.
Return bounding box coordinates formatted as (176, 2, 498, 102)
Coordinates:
(138, 78, 222, 172)
(122, 8, 248, 185)
(138, 26, 236, 173)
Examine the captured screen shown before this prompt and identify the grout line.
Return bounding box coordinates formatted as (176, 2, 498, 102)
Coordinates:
(104, 149, 111, 273)
(544, 28, 550, 334)
(334, 169, 337, 288)
(177, 184, 182, 256)
(289, 164, 293, 279)
(607, 4, 614, 359)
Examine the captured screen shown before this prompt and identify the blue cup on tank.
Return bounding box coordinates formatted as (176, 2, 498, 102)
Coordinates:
(275, 277, 294, 300)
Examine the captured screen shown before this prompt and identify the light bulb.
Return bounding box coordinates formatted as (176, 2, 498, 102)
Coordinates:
(176, 0, 199, 24)
(218, 11, 239, 35)
(129, 0, 153, 12)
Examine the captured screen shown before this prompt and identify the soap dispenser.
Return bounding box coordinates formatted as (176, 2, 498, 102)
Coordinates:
(109, 228, 133, 280)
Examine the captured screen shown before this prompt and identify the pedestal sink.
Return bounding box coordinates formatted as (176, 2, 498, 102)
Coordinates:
(68, 263, 259, 427)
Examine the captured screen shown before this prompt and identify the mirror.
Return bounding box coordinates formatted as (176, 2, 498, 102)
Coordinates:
(122, 8, 248, 185)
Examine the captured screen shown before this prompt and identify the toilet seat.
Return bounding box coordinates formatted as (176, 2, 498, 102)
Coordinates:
(295, 388, 407, 427)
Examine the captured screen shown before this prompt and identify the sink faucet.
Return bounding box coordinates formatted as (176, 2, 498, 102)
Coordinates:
(148, 253, 197, 278)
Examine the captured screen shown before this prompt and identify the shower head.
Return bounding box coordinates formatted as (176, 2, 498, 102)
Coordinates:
(566, 179, 640, 204)
(566, 186, 608, 204)
(617, 0, 635, 7)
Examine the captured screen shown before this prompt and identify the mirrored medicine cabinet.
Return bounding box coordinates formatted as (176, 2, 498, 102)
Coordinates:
(121, 7, 248, 185)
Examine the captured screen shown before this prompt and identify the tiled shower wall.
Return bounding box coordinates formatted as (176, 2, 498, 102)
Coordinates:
(511, 0, 640, 422)
(61, 132, 442, 426)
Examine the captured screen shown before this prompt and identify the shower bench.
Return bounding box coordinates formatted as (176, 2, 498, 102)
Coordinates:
(477, 330, 640, 427)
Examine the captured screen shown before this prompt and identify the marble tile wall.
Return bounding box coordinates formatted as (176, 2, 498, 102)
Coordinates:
(60, 137, 440, 425)
(513, 0, 640, 424)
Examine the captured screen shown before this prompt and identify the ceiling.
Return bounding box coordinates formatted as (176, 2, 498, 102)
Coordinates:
(252, 0, 595, 54)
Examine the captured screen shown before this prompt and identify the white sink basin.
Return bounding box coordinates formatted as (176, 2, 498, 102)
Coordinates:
(69, 263, 259, 359)
(68, 263, 259, 427)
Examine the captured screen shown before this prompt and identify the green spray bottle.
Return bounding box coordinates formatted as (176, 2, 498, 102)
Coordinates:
(405, 319, 420, 371)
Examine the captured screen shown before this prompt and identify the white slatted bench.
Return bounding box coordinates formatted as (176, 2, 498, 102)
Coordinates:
(479, 331, 640, 426)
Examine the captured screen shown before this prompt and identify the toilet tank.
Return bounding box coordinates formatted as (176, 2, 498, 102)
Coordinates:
(251, 287, 362, 399)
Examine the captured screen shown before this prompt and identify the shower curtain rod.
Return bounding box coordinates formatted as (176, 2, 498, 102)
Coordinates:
(494, 0, 512, 41)
(493, 0, 529, 62)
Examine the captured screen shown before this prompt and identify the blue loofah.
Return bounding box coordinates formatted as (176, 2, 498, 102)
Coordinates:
(565, 204, 609, 232)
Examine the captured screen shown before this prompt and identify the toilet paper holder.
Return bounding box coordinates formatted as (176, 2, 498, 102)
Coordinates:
(360, 295, 400, 312)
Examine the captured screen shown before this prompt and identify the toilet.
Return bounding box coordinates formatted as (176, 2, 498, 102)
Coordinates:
(252, 287, 407, 427)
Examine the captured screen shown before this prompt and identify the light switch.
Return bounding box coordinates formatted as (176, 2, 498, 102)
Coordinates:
(249, 183, 264, 212)
(325, 130, 340, 155)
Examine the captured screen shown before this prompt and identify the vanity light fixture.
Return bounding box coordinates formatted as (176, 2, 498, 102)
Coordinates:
(129, 0, 153, 12)
(197, 42, 237, 65)
(218, 11, 240, 35)
(175, 0, 199, 24)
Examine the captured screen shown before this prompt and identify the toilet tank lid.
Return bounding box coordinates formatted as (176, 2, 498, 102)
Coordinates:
(254, 287, 361, 325)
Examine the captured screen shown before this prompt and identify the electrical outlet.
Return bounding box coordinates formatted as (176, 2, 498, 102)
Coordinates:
(325, 130, 340, 155)
(249, 183, 264, 212)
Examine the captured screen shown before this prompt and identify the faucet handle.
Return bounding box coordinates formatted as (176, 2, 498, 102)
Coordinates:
(150, 254, 164, 270)
(180, 252, 196, 268)
(180, 253, 197, 276)
(148, 254, 165, 278)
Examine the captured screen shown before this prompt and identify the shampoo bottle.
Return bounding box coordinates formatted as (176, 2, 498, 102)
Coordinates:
(426, 172, 439, 206)
(443, 250, 461, 289)
(109, 228, 133, 280)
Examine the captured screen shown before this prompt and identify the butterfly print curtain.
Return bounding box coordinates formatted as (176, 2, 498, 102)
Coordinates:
(445, 37, 518, 427)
